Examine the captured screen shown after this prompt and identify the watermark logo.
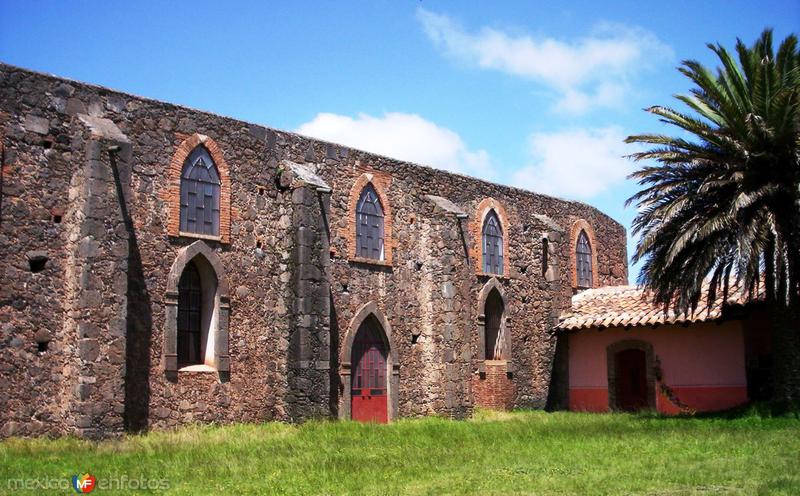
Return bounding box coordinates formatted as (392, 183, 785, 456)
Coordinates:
(71, 473, 96, 494)
(6, 474, 168, 491)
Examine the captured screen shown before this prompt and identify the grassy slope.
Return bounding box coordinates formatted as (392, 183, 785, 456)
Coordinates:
(1, 410, 798, 495)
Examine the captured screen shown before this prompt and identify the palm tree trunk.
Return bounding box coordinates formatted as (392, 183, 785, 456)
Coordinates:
(769, 299, 800, 411)
(767, 214, 800, 411)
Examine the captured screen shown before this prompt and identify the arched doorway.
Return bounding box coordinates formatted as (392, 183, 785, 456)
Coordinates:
(607, 340, 656, 412)
(350, 316, 388, 423)
(615, 349, 648, 411)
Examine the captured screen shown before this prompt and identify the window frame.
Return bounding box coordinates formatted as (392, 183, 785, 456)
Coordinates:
(168, 134, 231, 244)
(355, 183, 386, 261)
(177, 260, 203, 367)
(179, 145, 221, 237)
(576, 229, 593, 288)
(163, 241, 231, 374)
(484, 288, 505, 360)
(482, 209, 504, 275)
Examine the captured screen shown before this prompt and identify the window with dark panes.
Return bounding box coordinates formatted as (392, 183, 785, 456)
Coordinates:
(177, 261, 202, 366)
(355, 184, 385, 260)
(482, 210, 503, 274)
(180, 146, 221, 236)
(576, 230, 593, 288)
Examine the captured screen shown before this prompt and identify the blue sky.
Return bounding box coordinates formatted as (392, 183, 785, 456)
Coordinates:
(2, 0, 797, 280)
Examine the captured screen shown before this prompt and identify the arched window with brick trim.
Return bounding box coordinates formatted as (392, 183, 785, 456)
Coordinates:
(355, 184, 385, 260)
(180, 146, 221, 236)
(482, 210, 504, 275)
(576, 230, 593, 288)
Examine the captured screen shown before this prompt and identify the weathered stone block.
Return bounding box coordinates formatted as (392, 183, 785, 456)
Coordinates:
(78, 339, 100, 362)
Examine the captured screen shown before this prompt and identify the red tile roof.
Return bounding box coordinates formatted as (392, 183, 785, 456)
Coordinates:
(556, 284, 759, 331)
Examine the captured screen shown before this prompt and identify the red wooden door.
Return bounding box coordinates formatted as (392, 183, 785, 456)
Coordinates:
(615, 349, 648, 411)
(351, 321, 388, 423)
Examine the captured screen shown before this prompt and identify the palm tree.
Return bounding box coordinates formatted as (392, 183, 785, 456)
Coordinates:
(625, 29, 800, 409)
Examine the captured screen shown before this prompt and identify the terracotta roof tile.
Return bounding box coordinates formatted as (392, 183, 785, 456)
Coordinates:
(556, 283, 760, 332)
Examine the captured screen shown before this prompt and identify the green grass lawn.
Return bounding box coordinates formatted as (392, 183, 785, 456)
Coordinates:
(1, 409, 798, 495)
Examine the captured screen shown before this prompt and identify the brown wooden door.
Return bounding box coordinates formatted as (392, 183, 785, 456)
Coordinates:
(351, 320, 388, 423)
(615, 348, 648, 411)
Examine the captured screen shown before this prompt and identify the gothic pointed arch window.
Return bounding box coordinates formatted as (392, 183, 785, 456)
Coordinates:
(484, 288, 505, 360)
(576, 230, 593, 288)
(164, 241, 231, 373)
(176, 255, 220, 368)
(356, 184, 385, 260)
(482, 210, 504, 275)
(180, 146, 221, 236)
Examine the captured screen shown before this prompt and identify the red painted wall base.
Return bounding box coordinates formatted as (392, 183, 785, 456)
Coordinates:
(569, 389, 609, 412)
(656, 385, 747, 415)
(569, 385, 748, 414)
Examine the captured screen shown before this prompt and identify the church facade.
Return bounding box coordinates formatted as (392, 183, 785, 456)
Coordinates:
(0, 64, 629, 438)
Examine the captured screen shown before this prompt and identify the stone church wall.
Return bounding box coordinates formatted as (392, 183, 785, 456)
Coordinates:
(0, 63, 627, 437)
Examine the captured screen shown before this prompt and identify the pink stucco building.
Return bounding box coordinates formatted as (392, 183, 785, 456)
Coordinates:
(558, 285, 767, 414)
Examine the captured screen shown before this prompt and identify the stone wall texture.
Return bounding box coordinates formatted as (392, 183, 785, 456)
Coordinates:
(0, 63, 628, 437)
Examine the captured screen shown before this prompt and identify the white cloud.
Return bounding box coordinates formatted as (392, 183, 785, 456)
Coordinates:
(296, 112, 492, 178)
(417, 9, 673, 114)
(512, 127, 634, 199)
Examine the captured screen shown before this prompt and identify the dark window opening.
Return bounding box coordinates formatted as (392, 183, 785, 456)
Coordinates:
(576, 230, 593, 288)
(411, 334, 419, 345)
(542, 238, 549, 277)
(482, 209, 504, 275)
(179, 146, 221, 236)
(355, 184, 385, 260)
(28, 257, 47, 273)
(258, 186, 265, 196)
(41, 139, 52, 149)
(484, 288, 504, 360)
(52, 214, 62, 224)
(37, 341, 49, 353)
(177, 261, 203, 367)
(255, 240, 263, 249)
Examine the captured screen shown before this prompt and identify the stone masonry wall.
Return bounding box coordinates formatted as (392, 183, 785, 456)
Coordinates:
(0, 63, 627, 437)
